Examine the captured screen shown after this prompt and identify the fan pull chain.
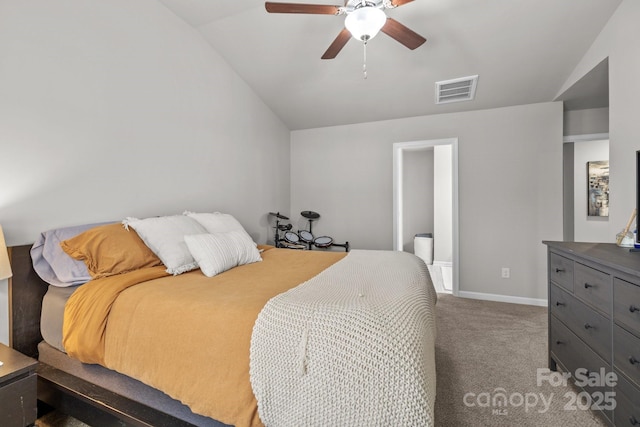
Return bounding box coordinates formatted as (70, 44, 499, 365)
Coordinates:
(363, 40, 367, 79)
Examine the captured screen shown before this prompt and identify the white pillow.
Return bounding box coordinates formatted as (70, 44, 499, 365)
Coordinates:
(184, 211, 251, 237)
(123, 215, 207, 275)
(184, 231, 262, 278)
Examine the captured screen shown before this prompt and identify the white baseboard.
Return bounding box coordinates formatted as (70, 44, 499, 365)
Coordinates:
(457, 290, 547, 307)
(432, 260, 452, 267)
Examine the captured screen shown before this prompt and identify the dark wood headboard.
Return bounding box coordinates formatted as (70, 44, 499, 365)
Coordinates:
(8, 244, 48, 358)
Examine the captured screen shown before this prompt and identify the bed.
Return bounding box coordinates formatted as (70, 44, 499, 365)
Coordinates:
(8, 212, 437, 427)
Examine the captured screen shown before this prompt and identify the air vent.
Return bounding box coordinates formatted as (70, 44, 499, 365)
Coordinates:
(435, 75, 478, 104)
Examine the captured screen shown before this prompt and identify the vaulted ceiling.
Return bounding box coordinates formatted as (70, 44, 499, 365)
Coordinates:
(157, 0, 621, 130)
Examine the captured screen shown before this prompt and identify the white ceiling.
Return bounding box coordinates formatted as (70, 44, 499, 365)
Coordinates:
(157, 0, 621, 130)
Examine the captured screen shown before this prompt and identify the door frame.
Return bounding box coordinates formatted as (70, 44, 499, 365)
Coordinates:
(393, 137, 459, 295)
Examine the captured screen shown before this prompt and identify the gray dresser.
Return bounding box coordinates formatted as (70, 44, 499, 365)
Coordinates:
(545, 242, 640, 426)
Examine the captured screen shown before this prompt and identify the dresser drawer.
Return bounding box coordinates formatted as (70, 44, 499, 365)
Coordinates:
(551, 315, 610, 378)
(574, 263, 611, 315)
(614, 278, 640, 336)
(550, 316, 612, 421)
(614, 372, 640, 427)
(550, 285, 611, 361)
(550, 253, 574, 291)
(614, 325, 640, 388)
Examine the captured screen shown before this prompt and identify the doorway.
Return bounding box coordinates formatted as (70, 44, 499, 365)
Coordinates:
(563, 133, 610, 242)
(393, 138, 459, 295)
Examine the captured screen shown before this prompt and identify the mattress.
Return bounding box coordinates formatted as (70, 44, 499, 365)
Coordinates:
(41, 284, 77, 352)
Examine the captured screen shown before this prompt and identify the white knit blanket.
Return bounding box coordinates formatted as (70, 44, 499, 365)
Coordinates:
(250, 250, 437, 426)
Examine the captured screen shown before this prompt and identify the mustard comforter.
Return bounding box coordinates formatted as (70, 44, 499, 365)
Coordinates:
(63, 247, 346, 427)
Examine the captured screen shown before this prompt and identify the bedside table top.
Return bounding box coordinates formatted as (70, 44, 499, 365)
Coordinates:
(0, 343, 38, 383)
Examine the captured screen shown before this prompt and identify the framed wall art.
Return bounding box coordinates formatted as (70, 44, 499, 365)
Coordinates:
(587, 160, 609, 217)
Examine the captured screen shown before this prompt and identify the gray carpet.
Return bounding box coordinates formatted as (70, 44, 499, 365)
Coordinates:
(434, 293, 606, 426)
(37, 294, 608, 426)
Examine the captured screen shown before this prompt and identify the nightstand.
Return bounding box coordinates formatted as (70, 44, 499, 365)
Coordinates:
(0, 343, 38, 427)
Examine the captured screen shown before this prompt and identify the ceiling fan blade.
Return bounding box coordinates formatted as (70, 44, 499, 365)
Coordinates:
(390, 0, 415, 6)
(265, 2, 341, 14)
(321, 28, 351, 59)
(381, 18, 426, 50)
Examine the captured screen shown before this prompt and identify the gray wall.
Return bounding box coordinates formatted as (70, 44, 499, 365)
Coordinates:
(558, 0, 640, 241)
(0, 0, 290, 246)
(402, 150, 434, 253)
(291, 102, 563, 301)
(564, 108, 609, 136)
(433, 145, 453, 263)
(563, 143, 575, 241)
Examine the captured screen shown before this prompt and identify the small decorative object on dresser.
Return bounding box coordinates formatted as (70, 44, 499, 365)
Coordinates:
(0, 343, 38, 427)
(544, 241, 640, 426)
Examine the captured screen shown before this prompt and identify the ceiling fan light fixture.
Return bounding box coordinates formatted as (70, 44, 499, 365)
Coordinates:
(345, 6, 387, 42)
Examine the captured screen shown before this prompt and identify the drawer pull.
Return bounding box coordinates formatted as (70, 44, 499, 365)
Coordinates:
(584, 283, 593, 289)
(555, 340, 564, 345)
(584, 323, 593, 330)
(630, 305, 640, 313)
(629, 356, 640, 365)
(555, 301, 565, 307)
(630, 416, 639, 426)
(554, 268, 565, 273)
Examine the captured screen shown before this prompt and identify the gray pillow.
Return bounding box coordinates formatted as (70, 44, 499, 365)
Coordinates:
(31, 222, 111, 286)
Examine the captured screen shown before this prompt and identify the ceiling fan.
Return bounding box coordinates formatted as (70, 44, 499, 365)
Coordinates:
(265, 0, 426, 60)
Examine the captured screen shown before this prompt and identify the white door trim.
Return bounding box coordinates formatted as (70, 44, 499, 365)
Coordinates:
(563, 133, 609, 143)
(393, 138, 459, 295)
